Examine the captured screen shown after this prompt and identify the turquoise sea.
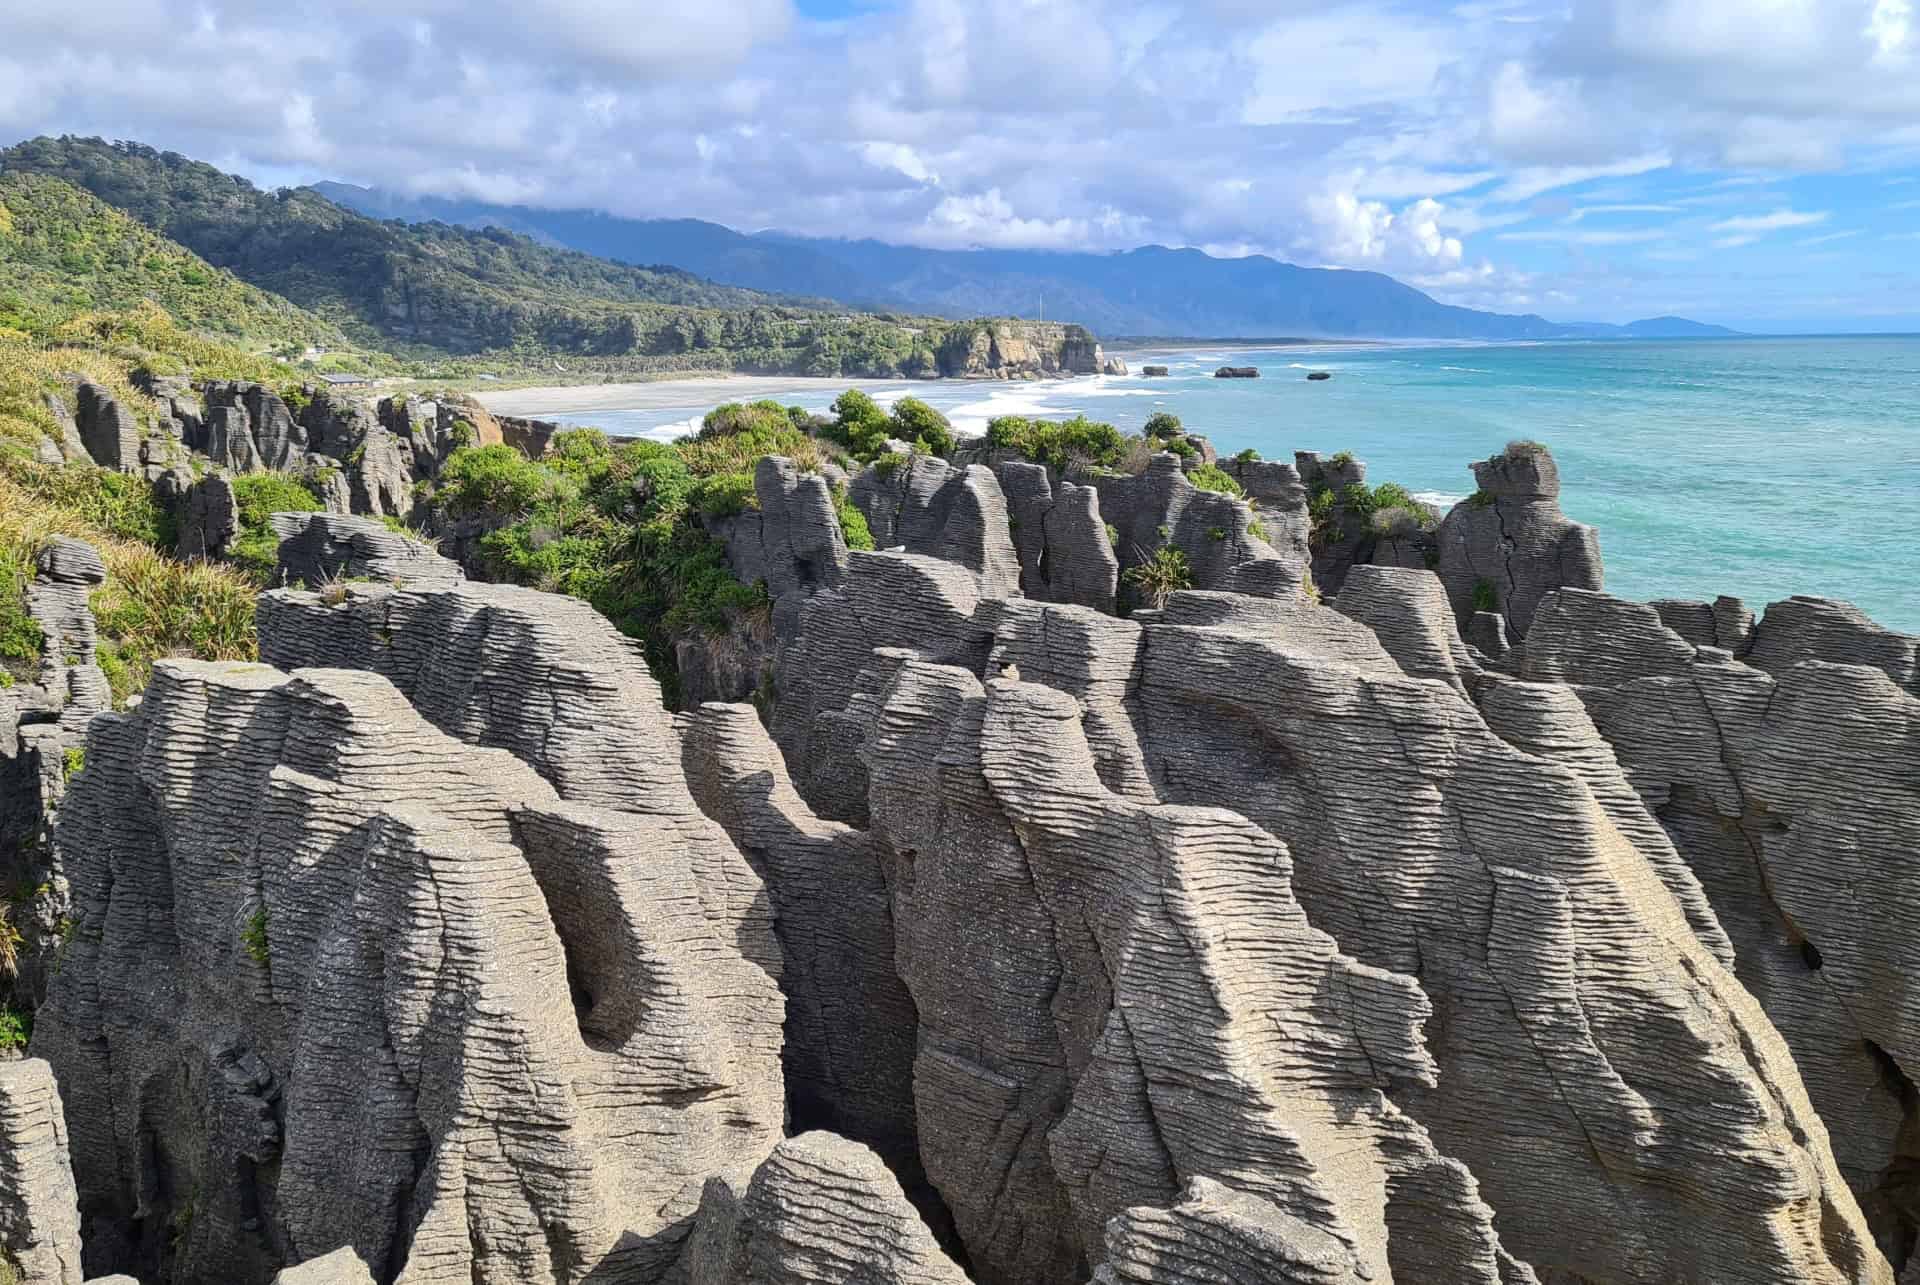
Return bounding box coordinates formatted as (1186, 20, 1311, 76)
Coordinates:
(532, 337, 1920, 632)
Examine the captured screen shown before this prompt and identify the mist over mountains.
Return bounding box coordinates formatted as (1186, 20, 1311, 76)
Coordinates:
(315, 182, 1738, 342)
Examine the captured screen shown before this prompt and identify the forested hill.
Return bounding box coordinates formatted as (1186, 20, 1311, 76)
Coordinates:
(0, 137, 991, 376)
(0, 170, 344, 352)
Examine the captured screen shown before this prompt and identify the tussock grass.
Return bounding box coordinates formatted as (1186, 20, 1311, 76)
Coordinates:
(0, 468, 257, 704)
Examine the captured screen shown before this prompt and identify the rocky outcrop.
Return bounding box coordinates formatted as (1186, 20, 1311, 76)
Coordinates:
(860, 658, 1531, 1283)
(37, 620, 785, 1280)
(848, 454, 1021, 599)
(935, 322, 1106, 380)
(269, 1247, 375, 1284)
(1098, 454, 1298, 600)
(72, 384, 141, 475)
(0, 1059, 85, 1285)
(170, 474, 239, 561)
(266, 512, 464, 589)
(1524, 586, 1920, 1267)
(680, 705, 921, 1192)
(1140, 365, 1168, 377)
(1435, 442, 1602, 638)
(1212, 365, 1258, 378)
(679, 1133, 965, 1285)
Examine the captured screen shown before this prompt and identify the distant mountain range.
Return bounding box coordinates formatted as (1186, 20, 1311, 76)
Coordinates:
(315, 183, 1742, 342)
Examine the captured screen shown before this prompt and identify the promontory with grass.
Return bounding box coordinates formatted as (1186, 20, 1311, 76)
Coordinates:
(0, 131, 1917, 1285)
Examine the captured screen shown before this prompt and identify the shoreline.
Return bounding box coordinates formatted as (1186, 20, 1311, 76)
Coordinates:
(476, 370, 1116, 418)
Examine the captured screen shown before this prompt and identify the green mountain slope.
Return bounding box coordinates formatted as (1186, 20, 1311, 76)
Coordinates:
(0, 170, 343, 351)
(0, 136, 901, 364)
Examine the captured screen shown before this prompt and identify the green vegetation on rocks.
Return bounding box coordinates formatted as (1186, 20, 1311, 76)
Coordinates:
(823, 391, 954, 462)
(1188, 464, 1244, 497)
(985, 414, 1127, 471)
(228, 473, 324, 579)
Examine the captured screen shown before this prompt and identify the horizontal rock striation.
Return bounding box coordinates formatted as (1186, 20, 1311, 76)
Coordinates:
(0, 1058, 85, 1285)
(677, 1132, 967, 1285)
(1435, 442, 1602, 639)
(37, 574, 789, 1281)
(1524, 586, 1920, 1268)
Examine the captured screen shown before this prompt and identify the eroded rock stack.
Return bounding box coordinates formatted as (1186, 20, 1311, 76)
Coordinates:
(12, 438, 1920, 1285)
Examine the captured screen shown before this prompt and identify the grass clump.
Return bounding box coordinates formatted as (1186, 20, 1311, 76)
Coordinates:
(1123, 546, 1192, 610)
(227, 472, 323, 579)
(1472, 579, 1499, 613)
(0, 1003, 28, 1052)
(1468, 490, 1496, 509)
(1232, 448, 1260, 464)
(0, 469, 256, 705)
(62, 745, 84, 781)
(1187, 464, 1244, 497)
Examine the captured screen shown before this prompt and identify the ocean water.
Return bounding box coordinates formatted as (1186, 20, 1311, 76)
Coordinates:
(537, 337, 1920, 632)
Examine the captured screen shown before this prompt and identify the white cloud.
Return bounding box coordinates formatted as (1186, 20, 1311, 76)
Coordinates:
(1709, 208, 1830, 233)
(1307, 191, 1464, 270)
(1489, 152, 1673, 204)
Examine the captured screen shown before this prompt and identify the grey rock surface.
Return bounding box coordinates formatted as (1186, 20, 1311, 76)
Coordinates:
(1530, 586, 1920, 1266)
(1435, 443, 1602, 638)
(678, 1133, 966, 1285)
(849, 453, 1022, 598)
(0, 1059, 85, 1285)
(270, 1246, 375, 1284)
(860, 659, 1530, 1284)
(268, 512, 465, 589)
(73, 383, 141, 474)
(34, 655, 784, 1283)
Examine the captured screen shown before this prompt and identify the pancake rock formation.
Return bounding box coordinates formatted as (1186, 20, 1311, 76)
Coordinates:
(8, 438, 1920, 1285)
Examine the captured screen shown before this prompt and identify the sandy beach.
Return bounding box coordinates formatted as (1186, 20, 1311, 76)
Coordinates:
(472, 374, 921, 418)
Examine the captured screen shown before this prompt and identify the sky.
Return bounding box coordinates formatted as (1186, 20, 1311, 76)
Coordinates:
(2, 0, 1918, 330)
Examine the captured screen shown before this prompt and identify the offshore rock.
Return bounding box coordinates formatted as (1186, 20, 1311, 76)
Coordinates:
(34, 655, 784, 1283)
(679, 1133, 964, 1285)
(1529, 587, 1920, 1266)
(1435, 442, 1602, 638)
(0, 1058, 85, 1285)
(860, 660, 1529, 1284)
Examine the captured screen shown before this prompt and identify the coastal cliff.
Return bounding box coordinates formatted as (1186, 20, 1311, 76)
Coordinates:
(5, 405, 1919, 1283)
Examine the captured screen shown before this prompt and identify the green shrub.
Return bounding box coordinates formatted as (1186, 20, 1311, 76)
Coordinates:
(241, 907, 270, 966)
(1468, 490, 1496, 509)
(1207, 527, 1227, 542)
(888, 397, 954, 456)
(1232, 448, 1260, 464)
(834, 485, 875, 551)
(1188, 464, 1244, 497)
(1142, 411, 1183, 440)
(62, 745, 84, 781)
(821, 389, 893, 461)
(1163, 438, 1197, 460)
(1123, 546, 1192, 609)
(1472, 579, 1499, 612)
(0, 1003, 28, 1052)
(437, 444, 563, 518)
(227, 471, 324, 579)
(1329, 451, 1356, 468)
(1248, 519, 1269, 542)
(689, 471, 756, 518)
(1105, 522, 1119, 548)
(986, 414, 1126, 471)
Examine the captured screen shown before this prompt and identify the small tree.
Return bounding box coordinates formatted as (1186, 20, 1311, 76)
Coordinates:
(1143, 411, 1183, 441)
(888, 397, 954, 456)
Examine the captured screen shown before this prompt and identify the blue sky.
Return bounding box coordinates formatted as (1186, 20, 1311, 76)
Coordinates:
(3, 0, 1917, 329)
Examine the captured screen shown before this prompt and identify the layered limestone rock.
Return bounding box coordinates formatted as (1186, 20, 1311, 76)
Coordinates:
(1523, 587, 1920, 1268)
(678, 1133, 966, 1285)
(986, 460, 1118, 612)
(859, 659, 1531, 1284)
(680, 706, 922, 1192)
(1, 539, 111, 1009)
(934, 321, 1104, 379)
(1435, 442, 1602, 638)
(848, 454, 1022, 599)
(72, 383, 141, 475)
(1131, 589, 1883, 1283)
(1097, 454, 1299, 600)
(34, 654, 784, 1283)
(0, 1059, 85, 1285)
(267, 512, 465, 589)
(270, 1247, 375, 1284)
